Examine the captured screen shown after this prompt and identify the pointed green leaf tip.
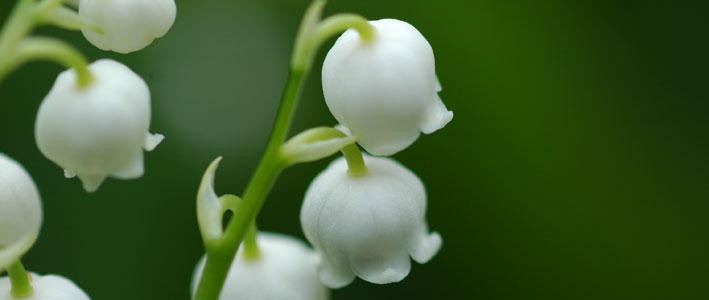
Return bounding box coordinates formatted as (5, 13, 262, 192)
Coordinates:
(197, 157, 225, 244)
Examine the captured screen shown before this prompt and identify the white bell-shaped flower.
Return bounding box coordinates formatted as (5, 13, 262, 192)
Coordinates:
(35, 59, 164, 192)
(0, 273, 90, 300)
(192, 232, 329, 300)
(321, 19, 453, 156)
(0, 154, 42, 272)
(300, 155, 442, 288)
(79, 0, 177, 53)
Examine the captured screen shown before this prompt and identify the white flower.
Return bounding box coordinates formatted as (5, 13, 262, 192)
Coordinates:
(0, 153, 42, 272)
(79, 0, 177, 53)
(192, 232, 329, 300)
(0, 273, 90, 300)
(300, 155, 442, 288)
(321, 19, 453, 156)
(35, 59, 164, 192)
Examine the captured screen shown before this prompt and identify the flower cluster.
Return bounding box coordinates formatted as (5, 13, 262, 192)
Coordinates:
(300, 18, 451, 288)
(3, 0, 452, 298)
(0, 0, 176, 298)
(30, 0, 176, 191)
(190, 8, 451, 298)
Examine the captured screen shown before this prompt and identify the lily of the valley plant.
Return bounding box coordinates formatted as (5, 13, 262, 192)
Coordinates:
(0, 0, 452, 299)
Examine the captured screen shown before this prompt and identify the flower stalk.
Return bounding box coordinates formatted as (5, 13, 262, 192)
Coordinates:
(0, 0, 93, 86)
(192, 1, 374, 299)
(7, 260, 33, 298)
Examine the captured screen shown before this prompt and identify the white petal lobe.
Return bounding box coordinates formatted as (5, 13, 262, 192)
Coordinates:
(144, 133, 165, 151)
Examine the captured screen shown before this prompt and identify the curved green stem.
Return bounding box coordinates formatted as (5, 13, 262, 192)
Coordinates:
(313, 13, 375, 47)
(34, 0, 67, 15)
(217, 195, 260, 260)
(0, 0, 37, 83)
(14, 37, 93, 87)
(0, 0, 92, 86)
(37, 6, 102, 33)
(194, 30, 313, 300)
(192, 70, 300, 300)
(7, 260, 33, 298)
(291, 7, 374, 70)
(193, 1, 374, 299)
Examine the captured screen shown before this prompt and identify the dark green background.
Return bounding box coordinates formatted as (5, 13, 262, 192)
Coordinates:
(1, 0, 708, 299)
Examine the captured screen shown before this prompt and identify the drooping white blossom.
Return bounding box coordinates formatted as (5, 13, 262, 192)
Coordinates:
(322, 19, 453, 156)
(300, 155, 442, 288)
(0, 153, 42, 272)
(35, 59, 164, 192)
(0, 273, 90, 300)
(79, 0, 177, 53)
(192, 232, 329, 300)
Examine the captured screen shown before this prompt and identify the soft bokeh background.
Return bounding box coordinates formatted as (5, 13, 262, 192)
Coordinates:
(1, 0, 708, 299)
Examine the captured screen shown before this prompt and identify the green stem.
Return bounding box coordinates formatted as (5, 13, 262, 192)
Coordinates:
(341, 144, 368, 176)
(193, 252, 232, 300)
(0, 0, 92, 86)
(217, 194, 260, 259)
(193, 2, 375, 299)
(34, 0, 67, 17)
(14, 37, 93, 87)
(193, 69, 302, 300)
(313, 13, 375, 46)
(242, 221, 260, 260)
(7, 260, 33, 298)
(37, 5, 102, 33)
(0, 0, 37, 83)
(292, 11, 374, 70)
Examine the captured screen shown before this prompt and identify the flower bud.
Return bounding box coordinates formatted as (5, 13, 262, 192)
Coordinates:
(0, 154, 42, 272)
(79, 0, 177, 53)
(0, 273, 90, 300)
(35, 59, 164, 192)
(322, 19, 453, 156)
(300, 155, 442, 288)
(192, 232, 329, 300)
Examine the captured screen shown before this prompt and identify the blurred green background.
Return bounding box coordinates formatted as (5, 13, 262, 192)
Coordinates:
(1, 0, 708, 299)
